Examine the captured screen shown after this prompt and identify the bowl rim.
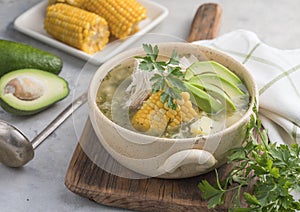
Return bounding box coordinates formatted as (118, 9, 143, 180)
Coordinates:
(88, 42, 259, 144)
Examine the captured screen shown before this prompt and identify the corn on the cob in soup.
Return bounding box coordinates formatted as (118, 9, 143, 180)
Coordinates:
(82, 0, 147, 39)
(131, 91, 199, 135)
(44, 3, 110, 54)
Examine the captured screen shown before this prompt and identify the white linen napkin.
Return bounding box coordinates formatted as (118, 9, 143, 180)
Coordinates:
(193, 29, 300, 145)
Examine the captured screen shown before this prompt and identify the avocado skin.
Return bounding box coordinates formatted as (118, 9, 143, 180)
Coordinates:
(0, 40, 63, 77)
(0, 98, 53, 116)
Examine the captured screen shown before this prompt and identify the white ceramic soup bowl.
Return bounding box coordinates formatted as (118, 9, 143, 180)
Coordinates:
(88, 42, 258, 179)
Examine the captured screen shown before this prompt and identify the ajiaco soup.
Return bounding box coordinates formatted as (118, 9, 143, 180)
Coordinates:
(96, 44, 250, 139)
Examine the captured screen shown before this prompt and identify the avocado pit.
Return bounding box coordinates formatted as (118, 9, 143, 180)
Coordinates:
(4, 76, 45, 101)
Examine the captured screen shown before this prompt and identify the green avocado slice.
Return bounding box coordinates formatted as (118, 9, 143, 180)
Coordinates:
(183, 82, 224, 114)
(185, 61, 242, 85)
(189, 73, 245, 95)
(188, 81, 236, 112)
(0, 69, 69, 115)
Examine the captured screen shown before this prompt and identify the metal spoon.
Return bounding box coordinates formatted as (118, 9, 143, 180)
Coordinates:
(0, 92, 87, 168)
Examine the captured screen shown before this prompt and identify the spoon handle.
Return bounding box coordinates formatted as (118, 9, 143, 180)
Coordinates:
(31, 92, 87, 149)
(186, 3, 222, 42)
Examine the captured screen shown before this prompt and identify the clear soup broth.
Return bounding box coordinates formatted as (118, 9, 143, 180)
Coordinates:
(96, 58, 250, 139)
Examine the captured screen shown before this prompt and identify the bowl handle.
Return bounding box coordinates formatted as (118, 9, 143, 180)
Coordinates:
(159, 149, 217, 173)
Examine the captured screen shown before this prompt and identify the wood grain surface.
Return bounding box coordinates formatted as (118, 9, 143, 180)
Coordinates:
(64, 3, 245, 211)
(65, 119, 249, 212)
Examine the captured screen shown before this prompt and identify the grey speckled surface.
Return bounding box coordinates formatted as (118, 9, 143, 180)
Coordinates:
(0, 0, 300, 211)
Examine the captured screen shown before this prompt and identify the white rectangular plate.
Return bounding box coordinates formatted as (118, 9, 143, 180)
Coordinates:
(14, 0, 168, 64)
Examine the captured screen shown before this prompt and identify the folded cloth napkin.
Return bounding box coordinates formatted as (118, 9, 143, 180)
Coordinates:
(193, 29, 300, 145)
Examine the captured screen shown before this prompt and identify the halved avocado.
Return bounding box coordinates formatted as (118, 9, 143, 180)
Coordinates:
(0, 69, 69, 115)
(185, 61, 242, 85)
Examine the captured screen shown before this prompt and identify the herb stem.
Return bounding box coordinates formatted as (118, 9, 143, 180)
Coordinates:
(215, 169, 225, 192)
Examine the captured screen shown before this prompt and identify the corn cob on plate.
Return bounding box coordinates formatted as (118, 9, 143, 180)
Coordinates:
(48, 0, 84, 7)
(44, 3, 110, 54)
(49, 0, 147, 39)
(14, 0, 168, 64)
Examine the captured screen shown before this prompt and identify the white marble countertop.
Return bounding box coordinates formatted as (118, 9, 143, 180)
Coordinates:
(1, 0, 300, 211)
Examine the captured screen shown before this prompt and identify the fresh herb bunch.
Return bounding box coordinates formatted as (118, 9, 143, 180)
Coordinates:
(198, 104, 300, 211)
(135, 44, 186, 109)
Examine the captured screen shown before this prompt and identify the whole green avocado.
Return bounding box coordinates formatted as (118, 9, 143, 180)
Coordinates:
(0, 40, 63, 77)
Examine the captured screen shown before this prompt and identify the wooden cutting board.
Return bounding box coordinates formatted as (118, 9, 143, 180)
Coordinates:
(64, 4, 249, 211)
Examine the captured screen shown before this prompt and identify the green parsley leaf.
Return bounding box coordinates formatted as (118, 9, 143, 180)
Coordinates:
(169, 50, 180, 65)
(136, 44, 186, 109)
(243, 192, 260, 206)
(198, 180, 225, 208)
(198, 102, 300, 211)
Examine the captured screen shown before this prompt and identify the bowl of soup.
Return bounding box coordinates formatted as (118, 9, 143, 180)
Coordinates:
(88, 42, 258, 179)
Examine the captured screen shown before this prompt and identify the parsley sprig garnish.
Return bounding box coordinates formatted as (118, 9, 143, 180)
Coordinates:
(198, 104, 300, 211)
(135, 44, 186, 109)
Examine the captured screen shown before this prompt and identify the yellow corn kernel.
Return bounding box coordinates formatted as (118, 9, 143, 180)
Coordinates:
(131, 91, 199, 135)
(48, 0, 85, 7)
(82, 0, 147, 39)
(132, 91, 166, 134)
(44, 3, 110, 54)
